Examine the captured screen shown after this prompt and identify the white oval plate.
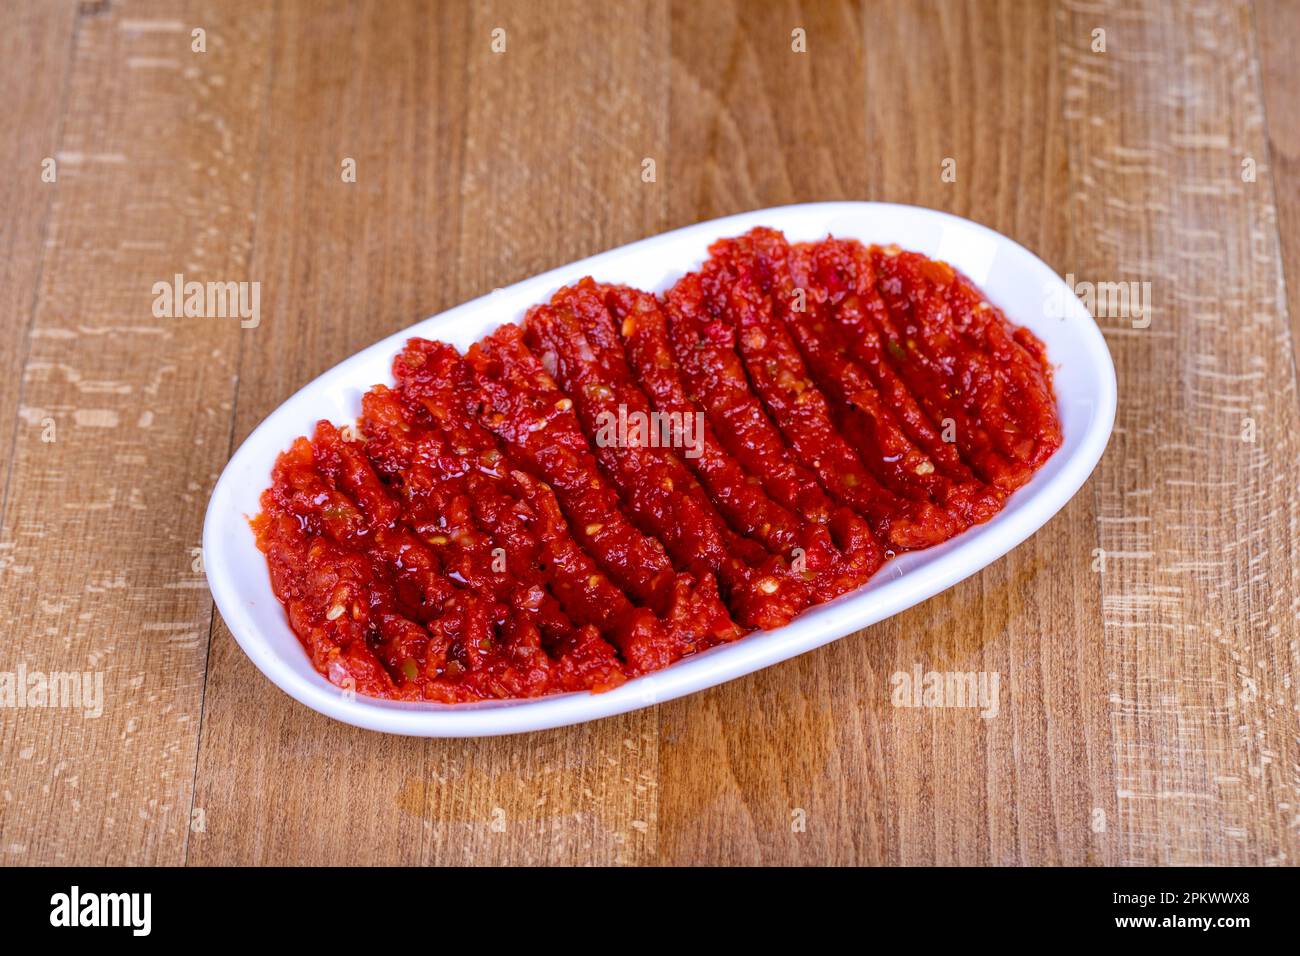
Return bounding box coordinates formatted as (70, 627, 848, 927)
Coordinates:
(204, 202, 1116, 737)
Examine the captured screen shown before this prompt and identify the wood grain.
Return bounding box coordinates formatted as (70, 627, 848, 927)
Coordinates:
(1059, 0, 1299, 866)
(1, 0, 1296, 866)
(0, 0, 79, 517)
(0, 0, 271, 863)
(1256, 0, 1300, 377)
(189, 0, 461, 867)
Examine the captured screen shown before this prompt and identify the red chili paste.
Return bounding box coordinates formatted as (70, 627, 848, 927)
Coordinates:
(252, 230, 1062, 702)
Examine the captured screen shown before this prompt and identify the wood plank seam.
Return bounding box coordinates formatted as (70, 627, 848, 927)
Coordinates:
(1247, 0, 1300, 410)
(182, 0, 283, 867)
(0, 5, 85, 525)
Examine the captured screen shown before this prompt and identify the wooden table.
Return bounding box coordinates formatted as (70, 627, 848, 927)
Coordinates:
(2, 0, 1297, 866)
